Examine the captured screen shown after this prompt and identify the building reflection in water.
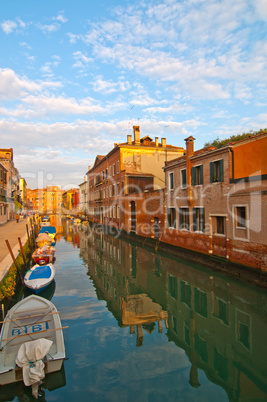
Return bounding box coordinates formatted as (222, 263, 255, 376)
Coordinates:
(67, 224, 267, 402)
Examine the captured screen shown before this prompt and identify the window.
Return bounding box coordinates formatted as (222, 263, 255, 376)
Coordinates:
(235, 206, 246, 228)
(192, 165, 203, 185)
(210, 160, 224, 183)
(181, 281, 191, 308)
(117, 183, 120, 196)
(113, 164, 115, 176)
(193, 208, 205, 232)
(181, 169, 186, 188)
(212, 216, 226, 235)
(179, 208, 189, 230)
(194, 288, 207, 318)
(168, 275, 177, 299)
(169, 172, 174, 190)
(167, 207, 176, 228)
(117, 161, 120, 174)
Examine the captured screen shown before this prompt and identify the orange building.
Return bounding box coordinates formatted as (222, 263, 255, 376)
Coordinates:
(87, 126, 185, 231)
(26, 186, 64, 214)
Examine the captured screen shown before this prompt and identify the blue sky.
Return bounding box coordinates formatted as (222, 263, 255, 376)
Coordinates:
(1, 0, 267, 189)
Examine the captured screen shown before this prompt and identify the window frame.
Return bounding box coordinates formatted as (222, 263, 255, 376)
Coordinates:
(167, 207, 176, 228)
(193, 207, 205, 232)
(181, 169, 187, 188)
(192, 165, 203, 186)
(210, 159, 224, 183)
(169, 172, 174, 190)
(179, 207, 189, 230)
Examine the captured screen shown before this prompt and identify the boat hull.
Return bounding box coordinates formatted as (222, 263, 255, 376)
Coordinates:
(24, 264, 55, 294)
(0, 295, 66, 386)
(0, 357, 64, 385)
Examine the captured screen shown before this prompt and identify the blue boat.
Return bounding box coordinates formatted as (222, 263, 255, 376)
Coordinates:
(24, 264, 55, 295)
(39, 226, 57, 240)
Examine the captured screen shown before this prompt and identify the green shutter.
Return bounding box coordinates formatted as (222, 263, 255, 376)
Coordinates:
(167, 208, 171, 227)
(219, 159, 224, 182)
(179, 208, 183, 229)
(201, 208, 205, 232)
(210, 162, 214, 183)
(192, 167, 196, 186)
(186, 208, 190, 230)
(193, 208, 197, 231)
(200, 164, 203, 185)
(182, 169, 186, 187)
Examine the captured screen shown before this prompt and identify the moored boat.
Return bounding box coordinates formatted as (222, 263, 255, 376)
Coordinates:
(32, 245, 56, 265)
(36, 233, 53, 248)
(24, 264, 55, 294)
(0, 295, 67, 389)
(39, 226, 57, 240)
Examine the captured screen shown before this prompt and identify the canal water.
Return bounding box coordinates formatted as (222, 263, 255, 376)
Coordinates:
(2, 217, 267, 401)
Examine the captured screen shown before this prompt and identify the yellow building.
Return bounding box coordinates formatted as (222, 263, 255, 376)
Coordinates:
(26, 186, 64, 214)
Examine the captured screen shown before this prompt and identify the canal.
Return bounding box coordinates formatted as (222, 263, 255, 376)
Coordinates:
(2, 216, 267, 401)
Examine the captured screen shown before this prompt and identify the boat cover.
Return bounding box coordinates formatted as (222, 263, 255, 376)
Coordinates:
(16, 338, 53, 386)
(39, 227, 56, 235)
(29, 265, 52, 280)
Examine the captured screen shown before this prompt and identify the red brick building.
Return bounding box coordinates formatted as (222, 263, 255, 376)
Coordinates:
(162, 132, 267, 270)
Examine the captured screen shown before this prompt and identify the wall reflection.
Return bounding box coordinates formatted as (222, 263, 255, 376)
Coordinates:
(64, 222, 267, 401)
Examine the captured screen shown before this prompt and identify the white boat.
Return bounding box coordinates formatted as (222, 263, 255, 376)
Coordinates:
(24, 264, 55, 294)
(0, 295, 67, 388)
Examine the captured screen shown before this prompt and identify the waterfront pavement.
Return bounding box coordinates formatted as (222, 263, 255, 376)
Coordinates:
(0, 217, 29, 282)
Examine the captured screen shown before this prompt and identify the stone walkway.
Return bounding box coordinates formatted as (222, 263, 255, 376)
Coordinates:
(0, 217, 29, 282)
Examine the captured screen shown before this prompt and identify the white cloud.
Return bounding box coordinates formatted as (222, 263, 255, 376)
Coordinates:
(72, 51, 92, 69)
(38, 23, 60, 34)
(0, 68, 62, 101)
(54, 14, 68, 23)
(92, 76, 130, 94)
(1, 20, 17, 34)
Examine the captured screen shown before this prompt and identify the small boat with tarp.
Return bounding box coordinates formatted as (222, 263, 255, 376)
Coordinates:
(32, 244, 56, 265)
(0, 295, 67, 398)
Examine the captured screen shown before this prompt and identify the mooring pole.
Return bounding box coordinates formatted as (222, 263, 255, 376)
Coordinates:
(26, 224, 32, 251)
(18, 237, 26, 265)
(5, 240, 24, 285)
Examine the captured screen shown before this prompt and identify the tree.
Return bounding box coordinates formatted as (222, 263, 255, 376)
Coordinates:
(204, 128, 267, 148)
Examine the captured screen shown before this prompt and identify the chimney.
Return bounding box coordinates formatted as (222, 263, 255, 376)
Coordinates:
(161, 138, 166, 148)
(127, 135, 132, 145)
(155, 137, 159, 147)
(133, 126, 140, 145)
(185, 136, 195, 157)
(88, 165, 91, 171)
(84, 176, 86, 182)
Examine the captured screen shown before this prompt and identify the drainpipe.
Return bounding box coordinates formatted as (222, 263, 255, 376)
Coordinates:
(229, 148, 235, 182)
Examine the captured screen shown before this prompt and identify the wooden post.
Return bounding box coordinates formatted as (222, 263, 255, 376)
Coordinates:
(29, 219, 37, 249)
(5, 240, 19, 270)
(18, 237, 26, 265)
(26, 224, 32, 251)
(5, 240, 24, 285)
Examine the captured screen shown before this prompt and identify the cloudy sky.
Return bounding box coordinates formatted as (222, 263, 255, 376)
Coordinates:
(1, 0, 267, 189)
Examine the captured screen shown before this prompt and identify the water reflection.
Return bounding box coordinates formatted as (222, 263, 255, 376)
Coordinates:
(73, 226, 267, 402)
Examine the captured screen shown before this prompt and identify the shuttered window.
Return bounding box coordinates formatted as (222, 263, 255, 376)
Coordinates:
(167, 207, 176, 228)
(192, 165, 203, 185)
(193, 207, 205, 232)
(179, 207, 189, 230)
(210, 160, 224, 183)
(181, 169, 186, 188)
